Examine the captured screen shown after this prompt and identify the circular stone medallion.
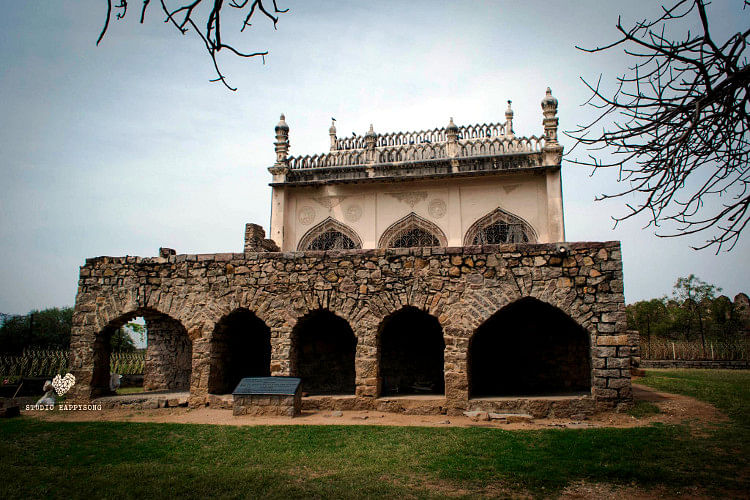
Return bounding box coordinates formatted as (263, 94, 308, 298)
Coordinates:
(428, 198, 447, 218)
(345, 204, 362, 222)
(298, 206, 315, 225)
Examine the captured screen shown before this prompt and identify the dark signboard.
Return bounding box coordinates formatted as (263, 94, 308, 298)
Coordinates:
(232, 377, 301, 396)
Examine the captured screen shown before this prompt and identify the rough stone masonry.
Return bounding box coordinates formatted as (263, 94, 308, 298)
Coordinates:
(68, 232, 634, 417)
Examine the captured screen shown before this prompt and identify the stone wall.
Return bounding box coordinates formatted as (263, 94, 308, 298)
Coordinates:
(233, 393, 301, 417)
(143, 315, 192, 391)
(68, 240, 632, 413)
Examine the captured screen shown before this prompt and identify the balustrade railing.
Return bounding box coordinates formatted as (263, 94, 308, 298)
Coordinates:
(287, 124, 541, 170)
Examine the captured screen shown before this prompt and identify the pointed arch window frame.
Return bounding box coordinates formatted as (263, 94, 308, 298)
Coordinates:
(297, 217, 363, 251)
(378, 212, 448, 248)
(463, 207, 538, 246)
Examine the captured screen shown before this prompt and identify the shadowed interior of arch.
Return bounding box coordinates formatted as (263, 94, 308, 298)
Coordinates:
(468, 297, 591, 398)
(91, 310, 192, 398)
(378, 306, 445, 396)
(291, 309, 357, 395)
(208, 309, 271, 394)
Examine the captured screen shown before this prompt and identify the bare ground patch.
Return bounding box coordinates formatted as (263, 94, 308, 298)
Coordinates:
(24, 383, 726, 431)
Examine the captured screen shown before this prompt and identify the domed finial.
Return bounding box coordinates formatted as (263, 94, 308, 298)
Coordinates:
(541, 87, 558, 110)
(365, 123, 376, 137)
(329, 118, 337, 135)
(505, 100, 513, 117)
(275, 113, 289, 132)
(447, 117, 458, 131)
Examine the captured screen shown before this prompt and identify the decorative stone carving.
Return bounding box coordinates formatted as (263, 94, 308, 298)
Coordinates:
(344, 204, 362, 222)
(387, 191, 428, 208)
(313, 196, 348, 211)
(298, 206, 315, 225)
(428, 199, 447, 219)
(297, 217, 362, 251)
(378, 212, 448, 248)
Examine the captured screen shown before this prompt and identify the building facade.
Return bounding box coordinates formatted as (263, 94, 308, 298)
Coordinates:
(68, 89, 635, 416)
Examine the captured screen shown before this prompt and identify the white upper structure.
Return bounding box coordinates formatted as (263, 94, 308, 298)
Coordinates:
(268, 89, 565, 251)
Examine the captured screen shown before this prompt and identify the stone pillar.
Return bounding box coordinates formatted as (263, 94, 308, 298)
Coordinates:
(443, 327, 470, 411)
(269, 114, 290, 250)
(546, 169, 565, 242)
(270, 324, 293, 376)
(269, 187, 286, 250)
(354, 323, 379, 398)
(541, 87, 565, 242)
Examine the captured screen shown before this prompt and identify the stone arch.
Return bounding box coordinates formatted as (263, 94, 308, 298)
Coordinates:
(290, 308, 357, 395)
(463, 207, 538, 246)
(378, 212, 448, 248)
(468, 297, 591, 398)
(297, 217, 362, 251)
(90, 307, 192, 397)
(207, 308, 272, 394)
(377, 306, 445, 396)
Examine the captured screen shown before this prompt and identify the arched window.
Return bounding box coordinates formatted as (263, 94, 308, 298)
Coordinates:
(297, 217, 362, 251)
(463, 207, 537, 245)
(378, 212, 447, 248)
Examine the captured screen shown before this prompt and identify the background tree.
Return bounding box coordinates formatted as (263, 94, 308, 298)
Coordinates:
(672, 274, 720, 355)
(567, 0, 750, 251)
(97, 0, 289, 90)
(0, 308, 142, 353)
(110, 324, 138, 352)
(0, 307, 73, 353)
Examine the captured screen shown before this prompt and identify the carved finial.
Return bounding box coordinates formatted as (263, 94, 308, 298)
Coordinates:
(541, 87, 562, 165)
(275, 113, 289, 132)
(541, 88, 558, 111)
(274, 113, 289, 164)
(329, 118, 337, 151)
(447, 117, 458, 131)
(365, 123, 376, 150)
(505, 100, 514, 137)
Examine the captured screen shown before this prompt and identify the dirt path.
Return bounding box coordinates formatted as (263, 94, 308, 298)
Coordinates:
(25, 383, 725, 430)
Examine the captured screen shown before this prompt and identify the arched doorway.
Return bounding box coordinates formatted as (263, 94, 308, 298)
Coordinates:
(291, 309, 357, 395)
(469, 297, 591, 398)
(208, 309, 271, 394)
(91, 309, 192, 397)
(378, 306, 445, 396)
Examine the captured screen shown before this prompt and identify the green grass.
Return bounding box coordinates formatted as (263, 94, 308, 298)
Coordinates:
(1, 369, 748, 498)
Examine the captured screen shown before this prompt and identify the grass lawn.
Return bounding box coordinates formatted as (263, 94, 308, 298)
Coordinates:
(1, 369, 748, 498)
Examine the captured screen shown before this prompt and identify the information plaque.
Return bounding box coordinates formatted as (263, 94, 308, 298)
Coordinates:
(232, 377, 301, 396)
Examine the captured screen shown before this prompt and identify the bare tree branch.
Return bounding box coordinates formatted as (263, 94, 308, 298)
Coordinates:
(566, 0, 750, 252)
(96, 0, 289, 90)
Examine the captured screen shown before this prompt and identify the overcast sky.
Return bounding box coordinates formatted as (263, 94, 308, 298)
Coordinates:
(1, 0, 748, 314)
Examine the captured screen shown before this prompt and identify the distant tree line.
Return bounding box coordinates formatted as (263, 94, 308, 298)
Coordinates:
(0, 307, 139, 354)
(627, 275, 750, 359)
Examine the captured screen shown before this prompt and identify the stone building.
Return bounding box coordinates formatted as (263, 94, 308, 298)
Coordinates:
(68, 89, 634, 416)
